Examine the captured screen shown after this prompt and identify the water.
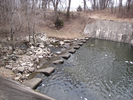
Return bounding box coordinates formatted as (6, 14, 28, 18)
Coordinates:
(37, 39, 133, 100)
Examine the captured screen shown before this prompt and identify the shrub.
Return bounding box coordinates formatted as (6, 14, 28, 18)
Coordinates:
(77, 5, 82, 12)
(54, 17, 64, 28)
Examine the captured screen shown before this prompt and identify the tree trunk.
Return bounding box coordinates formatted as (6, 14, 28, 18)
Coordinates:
(83, 0, 86, 11)
(42, 0, 47, 21)
(11, 0, 15, 52)
(119, 0, 122, 12)
(51, 0, 60, 20)
(27, 1, 31, 42)
(66, 0, 71, 18)
(127, 0, 131, 11)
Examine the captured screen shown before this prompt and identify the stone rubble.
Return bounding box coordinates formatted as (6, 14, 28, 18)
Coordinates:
(0, 32, 87, 83)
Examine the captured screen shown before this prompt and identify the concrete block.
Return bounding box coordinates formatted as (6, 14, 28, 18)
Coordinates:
(68, 49, 76, 54)
(23, 78, 42, 89)
(81, 40, 86, 43)
(36, 67, 55, 76)
(53, 59, 64, 64)
(60, 53, 71, 59)
(73, 45, 80, 49)
(77, 42, 83, 46)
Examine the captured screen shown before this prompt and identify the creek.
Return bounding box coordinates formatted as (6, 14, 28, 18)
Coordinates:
(36, 38, 133, 100)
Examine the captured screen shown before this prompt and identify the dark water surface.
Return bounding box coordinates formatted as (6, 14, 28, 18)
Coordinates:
(37, 39, 133, 100)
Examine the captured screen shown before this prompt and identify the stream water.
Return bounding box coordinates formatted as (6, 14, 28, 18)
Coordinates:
(37, 38, 133, 100)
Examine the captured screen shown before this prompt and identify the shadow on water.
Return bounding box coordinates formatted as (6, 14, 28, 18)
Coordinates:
(36, 38, 133, 100)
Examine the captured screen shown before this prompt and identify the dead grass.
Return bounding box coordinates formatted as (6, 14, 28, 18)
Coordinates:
(85, 7, 133, 23)
(0, 67, 14, 78)
(0, 8, 133, 40)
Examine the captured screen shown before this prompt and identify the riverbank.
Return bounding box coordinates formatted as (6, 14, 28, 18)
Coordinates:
(0, 32, 88, 82)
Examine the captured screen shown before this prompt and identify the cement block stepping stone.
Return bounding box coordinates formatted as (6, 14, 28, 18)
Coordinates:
(77, 42, 83, 46)
(68, 49, 76, 54)
(60, 53, 71, 59)
(81, 40, 86, 43)
(53, 59, 64, 64)
(23, 78, 42, 89)
(36, 67, 55, 76)
(73, 45, 80, 49)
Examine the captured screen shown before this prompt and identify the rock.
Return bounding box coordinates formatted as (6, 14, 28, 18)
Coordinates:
(26, 51, 32, 55)
(49, 44, 53, 47)
(38, 56, 43, 59)
(39, 43, 44, 48)
(36, 38, 42, 43)
(17, 67, 25, 73)
(37, 65, 40, 69)
(130, 39, 133, 48)
(60, 53, 71, 59)
(36, 67, 55, 76)
(28, 67, 35, 72)
(45, 40, 50, 45)
(81, 39, 86, 43)
(21, 74, 27, 80)
(14, 73, 22, 81)
(32, 63, 37, 68)
(53, 59, 64, 64)
(7, 54, 18, 61)
(17, 49, 25, 55)
(61, 48, 66, 51)
(85, 37, 89, 40)
(5, 65, 12, 70)
(68, 49, 76, 54)
(39, 58, 48, 66)
(12, 67, 18, 74)
(34, 58, 40, 65)
(60, 41, 65, 46)
(23, 78, 42, 89)
(64, 40, 71, 43)
(14, 77, 20, 81)
(64, 43, 70, 48)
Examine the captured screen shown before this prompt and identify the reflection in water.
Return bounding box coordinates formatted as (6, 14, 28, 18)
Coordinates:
(37, 39, 133, 100)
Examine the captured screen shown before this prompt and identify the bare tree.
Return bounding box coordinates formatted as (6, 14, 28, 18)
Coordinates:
(110, 0, 114, 13)
(51, 0, 60, 19)
(83, 0, 87, 10)
(127, 0, 131, 11)
(51, 0, 60, 13)
(42, 0, 47, 20)
(119, 0, 123, 12)
(90, 0, 96, 10)
(66, 0, 71, 18)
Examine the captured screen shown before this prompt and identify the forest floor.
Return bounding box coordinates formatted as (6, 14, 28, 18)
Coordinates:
(37, 9, 133, 39)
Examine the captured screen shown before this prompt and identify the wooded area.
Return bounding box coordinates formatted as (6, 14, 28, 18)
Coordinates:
(0, 0, 133, 51)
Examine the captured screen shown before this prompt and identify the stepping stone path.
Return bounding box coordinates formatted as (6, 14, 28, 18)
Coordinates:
(36, 67, 55, 76)
(53, 59, 64, 64)
(22, 37, 89, 91)
(23, 78, 42, 89)
(60, 53, 71, 59)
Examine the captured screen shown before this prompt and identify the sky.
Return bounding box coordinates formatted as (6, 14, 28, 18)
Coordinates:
(70, 0, 127, 9)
